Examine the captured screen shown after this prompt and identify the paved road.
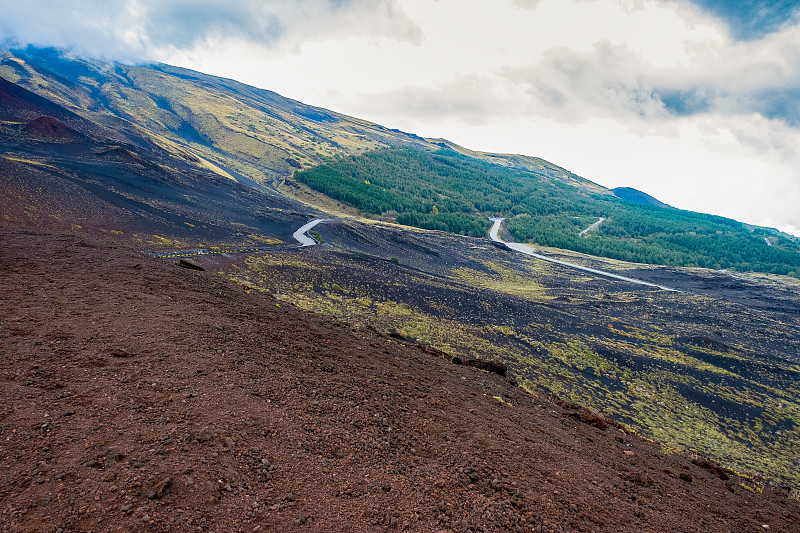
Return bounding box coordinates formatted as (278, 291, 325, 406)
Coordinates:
(147, 218, 331, 258)
(579, 217, 606, 236)
(293, 218, 329, 247)
(489, 217, 680, 292)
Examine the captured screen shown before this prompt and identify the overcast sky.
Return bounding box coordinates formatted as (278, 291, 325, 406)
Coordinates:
(2, 0, 800, 235)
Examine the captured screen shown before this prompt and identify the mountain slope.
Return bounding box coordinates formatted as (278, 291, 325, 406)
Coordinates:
(0, 46, 417, 186)
(294, 147, 800, 275)
(8, 46, 798, 276)
(0, 46, 599, 194)
(612, 186, 672, 208)
(0, 72, 307, 246)
(2, 226, 798, 532)
(3, 47, 800, 493)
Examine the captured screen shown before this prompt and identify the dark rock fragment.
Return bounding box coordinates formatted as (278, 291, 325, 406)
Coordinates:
(177, 259, 205, 271)
(86, 447, 125, 469)
(692, 457, 732, 480)
(569, 410, 607, 430)
(463, 359, 507, 377)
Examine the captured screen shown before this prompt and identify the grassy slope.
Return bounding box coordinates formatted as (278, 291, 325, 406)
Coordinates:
(0, 47, 401, 184)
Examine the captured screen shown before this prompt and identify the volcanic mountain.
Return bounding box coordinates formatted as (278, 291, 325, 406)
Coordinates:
(2, 47, 800, 531)
(611, 186, 672, 208)
(0, 46, 601, 190)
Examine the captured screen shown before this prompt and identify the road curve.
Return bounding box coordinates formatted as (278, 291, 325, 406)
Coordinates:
(293, 218, 329, 247)
(489, 218, 680, 292)
(147, 219, 331, 258)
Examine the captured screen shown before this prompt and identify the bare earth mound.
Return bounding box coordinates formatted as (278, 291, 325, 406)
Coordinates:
(1, 227, 798, 532)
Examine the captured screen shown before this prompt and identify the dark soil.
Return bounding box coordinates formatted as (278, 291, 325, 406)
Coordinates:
(2, 227, 798, 532)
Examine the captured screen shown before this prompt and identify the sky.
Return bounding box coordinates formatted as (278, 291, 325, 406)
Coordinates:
(2, 0, 800, 235)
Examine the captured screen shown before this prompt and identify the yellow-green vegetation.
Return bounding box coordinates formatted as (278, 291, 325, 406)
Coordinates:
(545, 341, 614, 374)
(147, 234, 190, 248)
(1, 48, 424, 186)
(492, 395, 513, 407)
(270, 290, 513, 363)
(454, 260, 548, 300)
(247, 234, 283, 245)
(591, 337, 738, 378)
(232, 241, 800, 489)
(239, 254, 540, 364)
(611, 324, 672, 345)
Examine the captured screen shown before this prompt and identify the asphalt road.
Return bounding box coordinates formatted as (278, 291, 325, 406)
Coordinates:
(147, 218, 331, 258)
(293, 218, 328, 247)
(488, 217, 680, 292)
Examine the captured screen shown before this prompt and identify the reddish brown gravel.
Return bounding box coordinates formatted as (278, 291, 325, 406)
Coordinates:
(1, 227, 798, 532)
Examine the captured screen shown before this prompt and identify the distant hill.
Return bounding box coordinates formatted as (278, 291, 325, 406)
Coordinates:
(0, 46, 595, 193)
(612, 186, 672, 208)
(2, 45, 800, 276)
(296, 148, 800, 275)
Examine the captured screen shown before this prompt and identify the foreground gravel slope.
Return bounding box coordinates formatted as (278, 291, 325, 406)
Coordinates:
(1, 227, 798, 532)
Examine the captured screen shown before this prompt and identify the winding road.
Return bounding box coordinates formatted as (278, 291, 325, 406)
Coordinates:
(489, 218, 680, 292)
(293, 218, 329, 247)
(152, 216, 677, 293)
(147, 218, 330, 258)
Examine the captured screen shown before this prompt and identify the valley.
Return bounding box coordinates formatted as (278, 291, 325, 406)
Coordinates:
(142, 210, 800, 489)
(214, 214, 800, 489)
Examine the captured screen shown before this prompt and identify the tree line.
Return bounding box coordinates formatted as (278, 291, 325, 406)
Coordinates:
(295, 148, 800, 276)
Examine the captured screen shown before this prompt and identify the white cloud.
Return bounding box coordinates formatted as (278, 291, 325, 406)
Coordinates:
(0, 0, 422, 60)
(2, 0, 800, 235)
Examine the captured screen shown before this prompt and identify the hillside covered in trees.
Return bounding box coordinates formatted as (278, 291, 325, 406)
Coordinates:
(295, 148, 800, 276)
